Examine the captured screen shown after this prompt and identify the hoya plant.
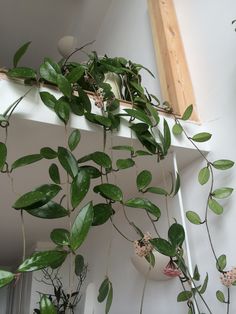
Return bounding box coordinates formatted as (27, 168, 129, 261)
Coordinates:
(0, 42, 234, 314)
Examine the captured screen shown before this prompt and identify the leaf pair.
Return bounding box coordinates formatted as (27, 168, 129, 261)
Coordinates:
(98, 277, 113, 314)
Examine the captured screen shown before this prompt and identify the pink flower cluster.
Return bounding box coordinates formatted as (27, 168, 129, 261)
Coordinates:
(220, 268, 236, 287)
(163, 260, 182, 278)
(134, 232, 153, 257)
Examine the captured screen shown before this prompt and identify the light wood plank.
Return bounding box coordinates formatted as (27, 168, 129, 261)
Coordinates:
(148, 0, 198, 121)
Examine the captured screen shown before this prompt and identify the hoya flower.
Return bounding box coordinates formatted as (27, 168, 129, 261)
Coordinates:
(134, 232, 153, 257)
(220, 267, 236, 287)
(163, 260, 182, 277)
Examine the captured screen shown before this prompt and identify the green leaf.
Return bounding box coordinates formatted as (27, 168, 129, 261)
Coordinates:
(199, 273, 208, 294)
(13, 184, 61, 210)
(13, 41, 31, 67)
(212, 159, 234, 170)
(145, 251, 155, 267)
(217, 254, 227, 271)
(172, 123, 183, 136)
(66, 66, 84, 83)
(146, 103, 160, 125)
(75, 254, 85, 276)
(57, 74, 72, 99)
(105, 282, 113, 314)
(40, 59, 60, 84)
(129, 81, 144, 94)
(58, 147, 78, 178)
(94, 115, 112, 127)
(92, 203, 114, 226)
(186, 211, 202, 225)
(98, 278, 109, 303)
(112, 145, 134, 153)
(40, 147, 57, 159)
(11, 154, 42, 170)
(193, 265, 200, 281)
(177, 291, 192, 302)
(8, 67, 36, 79)
(136, 170, 152, 191)
(216, 290, 225, 303)
(0, 142, 7, 171)
(116, 158, 135, 170)
(40, 295, 57, 314)
(80, 165, 101, 179)
(163, 119, 171, 153)
(198, 167, 210, 185)
(168, 223, 185, 247)
(191, 132, 212, 142)
(50, 228, 70, 246)
(146, 186, 168, 196)
(212, 187, 233, 199)
(71, 170, 90, 208)
(49, 164, 60, 184)
(182, 105, 193, 121)
(68, 129, 81, 151)
(151, 238, 176, 257)
(135, 150, 152, 156)
(124, 108, 152, 126)
(208, 198, 223, 215)
(18, 250, 67, 272)
(26, 201, 68, 219)
(70, 202, 94, 251)
(78, 87, 91, 112)
(173, 172, 180, 196)
(40, 92, 57, 110)
(54, 99, 70, 124)
(94, 184, 123, 202)
(78, 151, 112, 169)
(0, 270, 14, 288)
(125, 198, 161, 219)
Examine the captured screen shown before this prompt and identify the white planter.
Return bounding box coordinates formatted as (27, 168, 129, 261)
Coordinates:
(131, 251, 174, 281)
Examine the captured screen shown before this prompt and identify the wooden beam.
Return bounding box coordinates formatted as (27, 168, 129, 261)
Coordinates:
(148, 0, 198, 120)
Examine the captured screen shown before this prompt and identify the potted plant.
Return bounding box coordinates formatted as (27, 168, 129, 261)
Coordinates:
(0, 42, 234, 314)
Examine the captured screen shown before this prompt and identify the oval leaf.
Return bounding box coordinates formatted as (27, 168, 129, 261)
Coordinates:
(49, 163, 60, 184)
(146, 186, 168, 196)
(98, 278, 109, 303)
(105, 282, 113, 314)
(8, 67, 36, 79)
(168, 223, 185, 247)
(216, 290, 225, 303)
(40, 60, 60, 84)
(136, 170, 152, 191)
(212, 187, 233, 199)
(198, 167, 210, 185)
(40, 147, 57, 159)
(70, 202, 94, 251)
(50, 228, 70, 246)
(177, 291, 192, 302)
(0, 142, 7, 171)
(18, 250, 67, 272)
(40, 295, 57, 314)
(191, 132, 212, 142)
(70, 170, 90, 208)
(208, 198, 223, 215)
(125, 198, 160, 219)
(58, 147, 78, 178)
(116, 158, 135, 170)
(68, 129, 81, 151)
(186, 211, 202, 225)
(212, 159, 234, 170)
(217, 254, 227, 272)
(94, 184, 123, 202)
(92, 203, 114, 226)
(13, 184, 61, 210)
(40, 91, 57, 110)
(151, 238, 176, 257)
(172, 123, 183, 136)
(182, 105, 193, 121)
(57, 74, 72, 99)
(75, 254, 85, 276)
(66, 66, 84, 83)
(26, 201, 68, 219)
(0, 270, 14, 288)
(54, 99, 70, 124)
(11, 154, 43, 170)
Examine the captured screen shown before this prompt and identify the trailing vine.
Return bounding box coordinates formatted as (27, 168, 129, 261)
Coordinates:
(0, 42, 234, 314)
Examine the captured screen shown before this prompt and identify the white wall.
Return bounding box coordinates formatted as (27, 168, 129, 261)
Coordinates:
(175, 0, 236, 313)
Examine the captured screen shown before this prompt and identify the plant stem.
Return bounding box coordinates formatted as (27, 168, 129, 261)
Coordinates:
(110, 217, 133, 242)
(227, 288, 230, 314)
(140, 266, 151, 314)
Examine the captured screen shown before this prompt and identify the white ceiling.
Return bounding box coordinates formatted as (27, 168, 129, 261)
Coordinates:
(0, 0, 112, 69)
